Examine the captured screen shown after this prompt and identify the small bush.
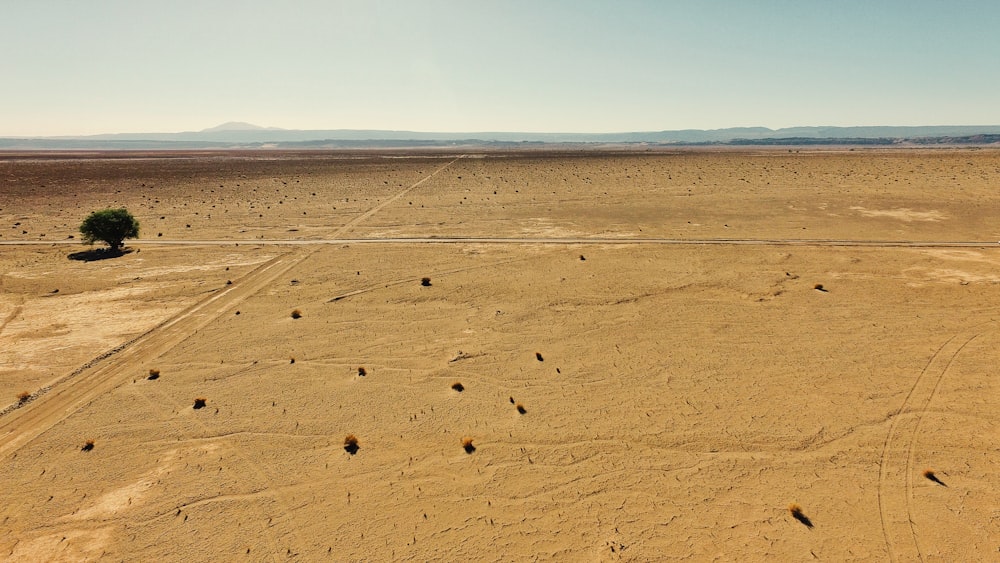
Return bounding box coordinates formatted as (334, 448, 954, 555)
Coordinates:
(16, 391, 30, 404)
(451, 382, 465, 392)
(357, 367, 367, 377)
(81, 440, 95, 452)
(344, 434, 360, 455)
(535, 352, 544, 362)
(290, 309, 302, 319)
(193, 398, 207, 410)
(461, 437, 476, 454)
(515, 403, 527, 415)
(147, 369, 160, 380)
(420, 277, 432, 287)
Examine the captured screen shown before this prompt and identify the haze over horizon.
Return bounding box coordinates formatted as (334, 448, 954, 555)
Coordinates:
(4, 1, 1000, 137)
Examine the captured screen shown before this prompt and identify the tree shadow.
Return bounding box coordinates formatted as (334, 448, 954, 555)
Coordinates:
(67, 248, 133, 262)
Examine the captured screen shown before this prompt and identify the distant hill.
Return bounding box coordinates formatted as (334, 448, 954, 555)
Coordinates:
(3, 125, 1000, 149)
(199, 121, 284, 133)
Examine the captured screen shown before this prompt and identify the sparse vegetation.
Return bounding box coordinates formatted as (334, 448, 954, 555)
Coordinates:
(451, 382, 465, 392)
(17, 391, 30, 404)
(535, 352, 544, 361)
(357, 366, 367, 376)
(193, 398, 207, 410)
(147, 369, 160, 380)
(291, 309, 302, 319)
(462, 437, 476, 454)
(814, 284, 827, 292)
(344, 434, 360, 455)
(516, 403, 527, 415)
(81, 439, 95, 452)
(421, 277, 432, 287)
(79, 208, 139, 251)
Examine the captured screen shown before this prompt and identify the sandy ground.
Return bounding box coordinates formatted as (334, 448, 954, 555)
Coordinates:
(1, 149, 999, 561)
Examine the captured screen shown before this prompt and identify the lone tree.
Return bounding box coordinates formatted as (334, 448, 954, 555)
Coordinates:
(79, 208, 139, 251)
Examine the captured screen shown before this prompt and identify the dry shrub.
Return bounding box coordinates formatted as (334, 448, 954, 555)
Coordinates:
(461, 437, 476, 454)
(357, 367, 367, 377)
(535, 352, 544, 361)
(147, 369, 160, 380)
(289, 358, 296, 364)
(516, 403, 527, 415)
(16, 391, 30, 404)
(344, 434, 360, 455)
(81, 439, 95, 452)
(420, 277, 432, 287)
(193, 398, 207, 410)
(291, 309, 302, 319)
(451, 382, 465, 392)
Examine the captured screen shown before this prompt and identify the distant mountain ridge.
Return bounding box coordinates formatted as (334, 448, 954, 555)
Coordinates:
(3, 124, 1000, 149)
(199, 121, 285, 133)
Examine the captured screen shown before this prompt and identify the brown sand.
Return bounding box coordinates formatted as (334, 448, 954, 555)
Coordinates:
(1, 149, 998, 560)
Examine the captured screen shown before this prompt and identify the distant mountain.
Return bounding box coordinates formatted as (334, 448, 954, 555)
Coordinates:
(200, 121, 284, 133)
(3, 125, 1000, 149)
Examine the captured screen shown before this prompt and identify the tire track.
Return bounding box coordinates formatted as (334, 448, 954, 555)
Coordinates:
(903, 333, 980, 561)
(876, 332, 979, 562)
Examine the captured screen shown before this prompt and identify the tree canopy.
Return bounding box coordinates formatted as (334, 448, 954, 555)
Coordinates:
(79, 208, 139, 250)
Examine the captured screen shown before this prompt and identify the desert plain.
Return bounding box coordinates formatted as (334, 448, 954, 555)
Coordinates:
(0, 148, 998, 561)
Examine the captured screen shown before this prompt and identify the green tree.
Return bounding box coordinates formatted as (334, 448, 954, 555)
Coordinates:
(79, 208, 139, 251)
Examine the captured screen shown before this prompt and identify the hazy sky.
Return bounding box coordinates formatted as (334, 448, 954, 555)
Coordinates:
(3, 0, 999, 135)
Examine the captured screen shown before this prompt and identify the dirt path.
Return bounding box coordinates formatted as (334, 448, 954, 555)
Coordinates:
(0, 252, 302, 458)
(3, 237, 998, 248)
(0, 157, 465, 461)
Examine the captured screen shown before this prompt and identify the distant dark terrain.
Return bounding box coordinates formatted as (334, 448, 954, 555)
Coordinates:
(2, 123, 999, 149)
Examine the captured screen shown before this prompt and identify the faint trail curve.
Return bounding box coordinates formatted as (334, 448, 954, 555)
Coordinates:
(904, 332, 980, 561)
(327, 256, 529, 303)
(0, 305, 23, 337)
(124, 386, 288, 560)
(876, 331, 981, 563)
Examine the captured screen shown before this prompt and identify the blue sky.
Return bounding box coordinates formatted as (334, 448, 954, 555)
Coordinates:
(3, 0, 999, 135)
